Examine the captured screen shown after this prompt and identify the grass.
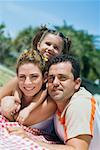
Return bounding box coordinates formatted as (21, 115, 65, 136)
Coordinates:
(0, 64, 15, 86)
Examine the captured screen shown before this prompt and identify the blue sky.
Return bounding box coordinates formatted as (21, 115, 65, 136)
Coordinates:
(0, 0, 100, 38)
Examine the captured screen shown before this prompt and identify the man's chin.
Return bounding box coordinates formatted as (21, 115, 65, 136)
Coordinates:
(51, 95, 61, 101)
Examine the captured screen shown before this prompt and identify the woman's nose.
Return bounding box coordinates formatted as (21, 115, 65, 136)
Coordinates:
(24, 76, 32, 84)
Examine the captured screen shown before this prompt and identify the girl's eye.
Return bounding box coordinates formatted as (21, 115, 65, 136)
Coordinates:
(54, 46, 58, 50)
(45, 42, 51, 46)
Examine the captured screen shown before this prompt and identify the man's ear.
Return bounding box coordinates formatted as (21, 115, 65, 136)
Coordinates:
(75, 78, 81, 90)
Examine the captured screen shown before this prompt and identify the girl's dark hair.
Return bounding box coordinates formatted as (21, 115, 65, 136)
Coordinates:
(32, 25, 71, 54)
(32, 26, 48, 50)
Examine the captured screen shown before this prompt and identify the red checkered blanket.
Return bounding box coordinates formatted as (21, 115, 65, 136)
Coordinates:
(0, 114, 58, 150)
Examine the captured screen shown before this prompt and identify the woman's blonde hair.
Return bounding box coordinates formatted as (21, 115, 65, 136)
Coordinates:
(16, 49, 46, 75)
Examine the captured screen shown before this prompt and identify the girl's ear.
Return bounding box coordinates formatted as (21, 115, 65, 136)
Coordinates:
(75, 78, 81, 91)
(37, 42, 40, 50)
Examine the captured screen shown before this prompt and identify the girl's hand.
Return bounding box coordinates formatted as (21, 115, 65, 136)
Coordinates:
(1, 96, 21, 121)
(16, 107, 31, 124)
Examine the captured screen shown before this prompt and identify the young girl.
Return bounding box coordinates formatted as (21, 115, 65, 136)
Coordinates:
(1, 49, 57, 133)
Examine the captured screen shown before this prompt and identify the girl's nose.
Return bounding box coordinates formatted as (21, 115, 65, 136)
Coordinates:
(48, 45, 54, 51)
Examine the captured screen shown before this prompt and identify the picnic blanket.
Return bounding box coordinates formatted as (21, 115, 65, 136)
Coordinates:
(0, 114, 50, 150)
(0, 114, 62, 150)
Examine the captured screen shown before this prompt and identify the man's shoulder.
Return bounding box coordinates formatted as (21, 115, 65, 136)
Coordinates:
(72, 87, 93, 100)
(68, 87, 94, 112)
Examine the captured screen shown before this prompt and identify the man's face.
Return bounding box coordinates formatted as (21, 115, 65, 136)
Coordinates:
(48, 62, 81, 103)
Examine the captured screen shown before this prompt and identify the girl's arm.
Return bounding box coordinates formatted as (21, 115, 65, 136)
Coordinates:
(0, 95, 21, 121)
(25, 89, 47, 113)
(16, 89, 48, 124)
(21, 96, 57, 126)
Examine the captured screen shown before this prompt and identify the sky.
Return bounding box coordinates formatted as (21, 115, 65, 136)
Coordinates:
(0, 0, 100, 39)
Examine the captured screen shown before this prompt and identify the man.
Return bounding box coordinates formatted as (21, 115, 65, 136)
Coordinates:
(42, 54, 100, 150)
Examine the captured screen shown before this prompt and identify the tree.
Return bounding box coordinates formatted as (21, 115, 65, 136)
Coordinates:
(54, 22, 100, 81)
(0, 23, 14, 66)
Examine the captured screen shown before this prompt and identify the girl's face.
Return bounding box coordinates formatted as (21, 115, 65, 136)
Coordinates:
(17, 63, 43, 98)
(37, 33, 63, 60)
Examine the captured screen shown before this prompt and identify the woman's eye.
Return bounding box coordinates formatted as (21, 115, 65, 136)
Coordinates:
(30, 75, 38, 79)
(19, 76, 25, 81)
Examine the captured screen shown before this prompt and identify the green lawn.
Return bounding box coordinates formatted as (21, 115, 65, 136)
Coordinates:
(0, 64, 15, 86)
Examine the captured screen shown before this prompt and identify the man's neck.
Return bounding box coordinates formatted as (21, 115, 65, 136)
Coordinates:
(56, 98, 70, 113)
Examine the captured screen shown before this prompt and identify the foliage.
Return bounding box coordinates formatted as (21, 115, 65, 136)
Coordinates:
(0, 24, 13, 65)
(54, 23, 100, 81)
(0, 22, 100, 82)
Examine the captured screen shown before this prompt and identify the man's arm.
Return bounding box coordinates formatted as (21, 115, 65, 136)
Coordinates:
(7, 127, 92, 150)
(35, 135, 91, 150)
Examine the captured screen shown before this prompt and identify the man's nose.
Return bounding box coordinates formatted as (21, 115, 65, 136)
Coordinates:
(53, 76, 60, 85)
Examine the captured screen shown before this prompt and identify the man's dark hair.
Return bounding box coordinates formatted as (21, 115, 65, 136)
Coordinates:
(46, 54, 80, 80)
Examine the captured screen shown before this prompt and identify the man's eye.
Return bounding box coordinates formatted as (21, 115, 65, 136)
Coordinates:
(48, 76, 54, 83)
(58, 76, 68, 81)
(59, 77, 66, 81)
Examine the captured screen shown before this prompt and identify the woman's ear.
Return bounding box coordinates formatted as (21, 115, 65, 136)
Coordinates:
(75, 78, 81, 90)
(43, 72, 48, 83)
(42, 72, 48, 90)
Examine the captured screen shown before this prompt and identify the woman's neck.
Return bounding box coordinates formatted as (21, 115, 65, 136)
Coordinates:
(22, 90, 43, 107)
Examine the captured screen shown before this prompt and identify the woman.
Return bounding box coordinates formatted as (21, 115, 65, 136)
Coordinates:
(1, 49, 57, 134)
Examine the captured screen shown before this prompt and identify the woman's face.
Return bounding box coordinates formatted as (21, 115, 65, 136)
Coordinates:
(37, 33, 63, 60)
(17, 63, 43, 98)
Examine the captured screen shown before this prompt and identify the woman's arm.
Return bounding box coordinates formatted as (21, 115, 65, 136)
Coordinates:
(22, 96, 57, 126)
(0, 77, 18, 101)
